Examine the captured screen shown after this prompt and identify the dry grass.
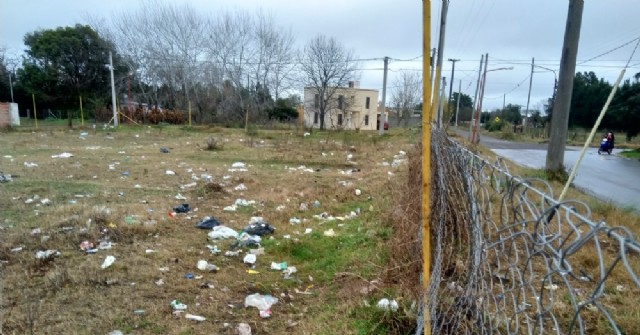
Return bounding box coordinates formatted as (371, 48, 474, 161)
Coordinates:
(0, 125, 417, 334)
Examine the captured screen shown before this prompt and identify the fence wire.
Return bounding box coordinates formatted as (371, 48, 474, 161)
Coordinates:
(419, 128, 640, 335)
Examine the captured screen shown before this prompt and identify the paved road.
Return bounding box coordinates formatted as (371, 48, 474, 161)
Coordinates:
(454, 129, 640, 211)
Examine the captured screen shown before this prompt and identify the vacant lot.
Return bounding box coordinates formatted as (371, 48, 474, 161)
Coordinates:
(0, 125, 418, 334)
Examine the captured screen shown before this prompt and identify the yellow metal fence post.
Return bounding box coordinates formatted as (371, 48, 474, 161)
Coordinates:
(422, 1, 432, 334)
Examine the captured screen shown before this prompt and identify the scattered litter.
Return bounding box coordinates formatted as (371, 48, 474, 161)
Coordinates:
(11, 246, 23, 253)
(133, 309, 145, 315)
(323, 229, 336, 237)
(107, 331, 124, 335)
(173, 203, 190, 213)
(40, 198, 51, 206)
(304, 228, 313, 234)
(124, 216, 138, 224)
(155, 278, 164, 286)
(158, 267, 170, 272)
(235, 232, 262, 248)
(243, 218, 275, 236)
(225, 250, 241, 257)
(312, 200, 321, 208)
(170, 300, 187, 311)
(231, 162, 246, 168)
(24, 162, 38, 168)
(234, 199, 256, 207)
(314, 212, 336, 221)
(79, 241, 94, 251)
(377, 298, 399, 312)
(185, 314, 206, 322)
(196, 260, 219, 272)
(207, 245, 221, 254)
(180, 182, 197, 190)
(31, 228, 42, 236)
(51, 152, 74, 158)
(243, 254, 257, 265)
(237, 323, 252, 335)
(249, 248, 265, 256)
(270, 262, 287, 271)
(616, 285, 625, 292)
(289, 217, 301, 225)
(184, 273, 194, 279)
(283, 266, 297, 279)
(121, 171, 129, 177)
(208, 226, 238, 240)
(223, 205, 237, 212)
(145, 249, 156, 254)
(338, 180, 353, 187)
(355, 189, 362, 196)
(276, 205, 286, 211)
(195, 216, 221, 229)
(165, 170, 176, 175)
(283, 234, 291, 239)
(303, 132, 311, 137)
(246, 269, 260, 274)
(299, 203, 308, 211)
(244, 293, 278, 318)
(35, 249, 60, 260)
(234, 183, 247, 191)
(0, 173, 12, 183)
(101, 255, 116, 269)
(160, 147, 170, 153)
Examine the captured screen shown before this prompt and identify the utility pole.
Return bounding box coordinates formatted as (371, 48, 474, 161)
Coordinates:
(429, 48, 436, 91)
(455, 79, 461, 128)
(109, 51, 118, 126)
(524, 57, 535, 127)
(471, 53, 489, 144)
(379, 56, 389, 135)
(8, 71, 14, 102)
(469, 54, 484, 140)
(438, 76, 447, 125)
(546, 0, 584, 173)
(431, 0, 449, 127)
(447, 58, 460, 118)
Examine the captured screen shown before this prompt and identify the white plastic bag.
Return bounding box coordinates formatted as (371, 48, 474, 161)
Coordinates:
(207, 226, 238, 240)
(244, 293, 278, 311)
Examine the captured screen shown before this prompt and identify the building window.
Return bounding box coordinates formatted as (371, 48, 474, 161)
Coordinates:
(364, 115, 369, 125)
(365, 97, 370, 109)
(314, 94, 319, 108)
(338, 95, 344, 109)
(338, 114, 343, 126)
(314, 112, 319, 124)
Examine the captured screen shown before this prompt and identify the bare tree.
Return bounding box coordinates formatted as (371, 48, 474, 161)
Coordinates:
(104, 0, 209, 112)
(300, 35, 357, 130)
(390, 71, 422, 127)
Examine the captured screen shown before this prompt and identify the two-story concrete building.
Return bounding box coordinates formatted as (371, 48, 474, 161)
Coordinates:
(303, 81, 383, 131)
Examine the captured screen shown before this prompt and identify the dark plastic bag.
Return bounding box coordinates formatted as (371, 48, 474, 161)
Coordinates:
(195, 216, 221, 229)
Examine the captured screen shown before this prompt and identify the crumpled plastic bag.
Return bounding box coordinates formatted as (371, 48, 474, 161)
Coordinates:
(243, 217, 275, 236)
(173, 203, 190, 213)
(244, 293, 278, 311)
(208, 226, 238, 240)
(195, 216, 221, 229)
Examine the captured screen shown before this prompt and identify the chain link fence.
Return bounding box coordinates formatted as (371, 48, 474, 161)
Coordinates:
(411, 128, 640, 335)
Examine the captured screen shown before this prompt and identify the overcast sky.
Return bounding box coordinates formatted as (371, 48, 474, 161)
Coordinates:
(2, 0, 640, 111)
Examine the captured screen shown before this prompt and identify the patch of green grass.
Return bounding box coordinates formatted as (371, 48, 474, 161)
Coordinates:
(620, 149, 640, 160)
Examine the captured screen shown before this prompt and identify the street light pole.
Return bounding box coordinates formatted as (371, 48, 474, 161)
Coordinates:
(108, 51, 118, 126)
(471, 64, 514, 143)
